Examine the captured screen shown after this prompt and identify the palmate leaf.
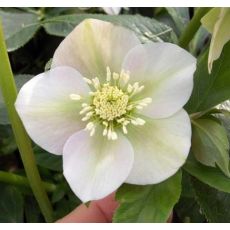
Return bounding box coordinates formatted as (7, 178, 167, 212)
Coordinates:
(185, 41, 230, 113)
(42, 14, 177, 43)
(113, 171, 181, 223)
(0, 10, 40, 52)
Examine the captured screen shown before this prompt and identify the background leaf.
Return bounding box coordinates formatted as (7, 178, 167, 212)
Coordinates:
(185, 41, 230, 113)
(190, 27, 210, 56)
(0, 185, 24, 223)
(175, 171, 205, 223)
(0, 10, 40, 52)
(192, 178, 230, 222)
(33, 146, 62, 172)
(191, 118, 230, 176)
(42, 14, 177, 43)
(166, 7, 190, 35)
(113, 171, 181, 223)
(0, 74, 33, 125)
(184, 156, 230, 193)
(24, 196, 43, 223)
(201, 8, 230, 73)
(0, 125, 17, 155)
(0, 104, 9, 125)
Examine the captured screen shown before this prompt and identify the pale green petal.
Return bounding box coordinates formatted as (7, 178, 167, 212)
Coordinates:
(201, 8, 220, 33)
(202, 8, 230, 73)
(123, 43, 196, 118)
(15, 67, 90, 155)
(63, 129, 134, 202)
(52, 19, 140, 81)
(126, 109, 191, 184)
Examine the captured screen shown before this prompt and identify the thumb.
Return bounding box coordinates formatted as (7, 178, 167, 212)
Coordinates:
(56, 193, 118, 223)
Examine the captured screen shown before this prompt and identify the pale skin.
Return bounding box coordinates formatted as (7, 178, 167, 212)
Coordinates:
(57, 193, 173, 223)
(57, 193, 118, 223)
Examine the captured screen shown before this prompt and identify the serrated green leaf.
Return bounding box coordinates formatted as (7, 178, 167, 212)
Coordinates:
(185, 41, 230, 113)
(0, 185, 24, 223)
(184, 157, 230, 193)
(42, 14, 177, 43)
(34, 146, 62, 171)
(166, 7, 190, 35)
(0, 10, 40, 52)
(113, 171, 181, 223)
(191, 118, 230, 176)
(192, 178, 230, 222)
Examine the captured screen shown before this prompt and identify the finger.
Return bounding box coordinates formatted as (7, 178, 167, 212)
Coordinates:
(56, 193, 118, 223)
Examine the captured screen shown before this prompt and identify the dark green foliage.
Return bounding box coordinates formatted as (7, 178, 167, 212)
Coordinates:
(0, 185, 24, 222)
(34, 146, 62, 172)
(192, 178, 230, 222)
(185, 42, 230, 113)
(42, 14, 177, 43)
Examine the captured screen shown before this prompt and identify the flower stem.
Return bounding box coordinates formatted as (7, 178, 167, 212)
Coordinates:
(179, 7, 211, 49)
(0, 21, 54, 222)
(0, 171, 56, 192)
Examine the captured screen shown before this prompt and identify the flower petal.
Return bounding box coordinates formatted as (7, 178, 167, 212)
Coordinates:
(126, 109, 191, 184)
(52, 19, 140, 81)
(63, 129, 134, 202)
(103, 7, 121, 15)
(15, 66, 90, 155)
(122, 42, 196, 118)
(202, 8, 230, 73)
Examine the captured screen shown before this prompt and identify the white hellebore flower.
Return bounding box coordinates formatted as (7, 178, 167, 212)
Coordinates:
(15, 19, 196, 202)
(102, 7, 122, 15)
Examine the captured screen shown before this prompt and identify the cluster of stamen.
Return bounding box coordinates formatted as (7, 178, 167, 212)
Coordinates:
(70, 67, 152, 140)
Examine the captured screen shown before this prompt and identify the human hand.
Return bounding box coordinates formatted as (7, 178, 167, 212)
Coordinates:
(57, 193, 118, 223)
(57, 192, 173, 223)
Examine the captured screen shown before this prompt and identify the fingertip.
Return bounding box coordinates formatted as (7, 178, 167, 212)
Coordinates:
(56, 192, 118, 223)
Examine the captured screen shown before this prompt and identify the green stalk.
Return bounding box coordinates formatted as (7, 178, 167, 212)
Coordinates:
(0, 21, 54, 222)
(179, 7, 211, 49)
(0, 171, 56, 193)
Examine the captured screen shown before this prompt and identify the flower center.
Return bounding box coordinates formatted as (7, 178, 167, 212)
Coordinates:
(70, 67, 152, 140)
(93, 85, 129, 121)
